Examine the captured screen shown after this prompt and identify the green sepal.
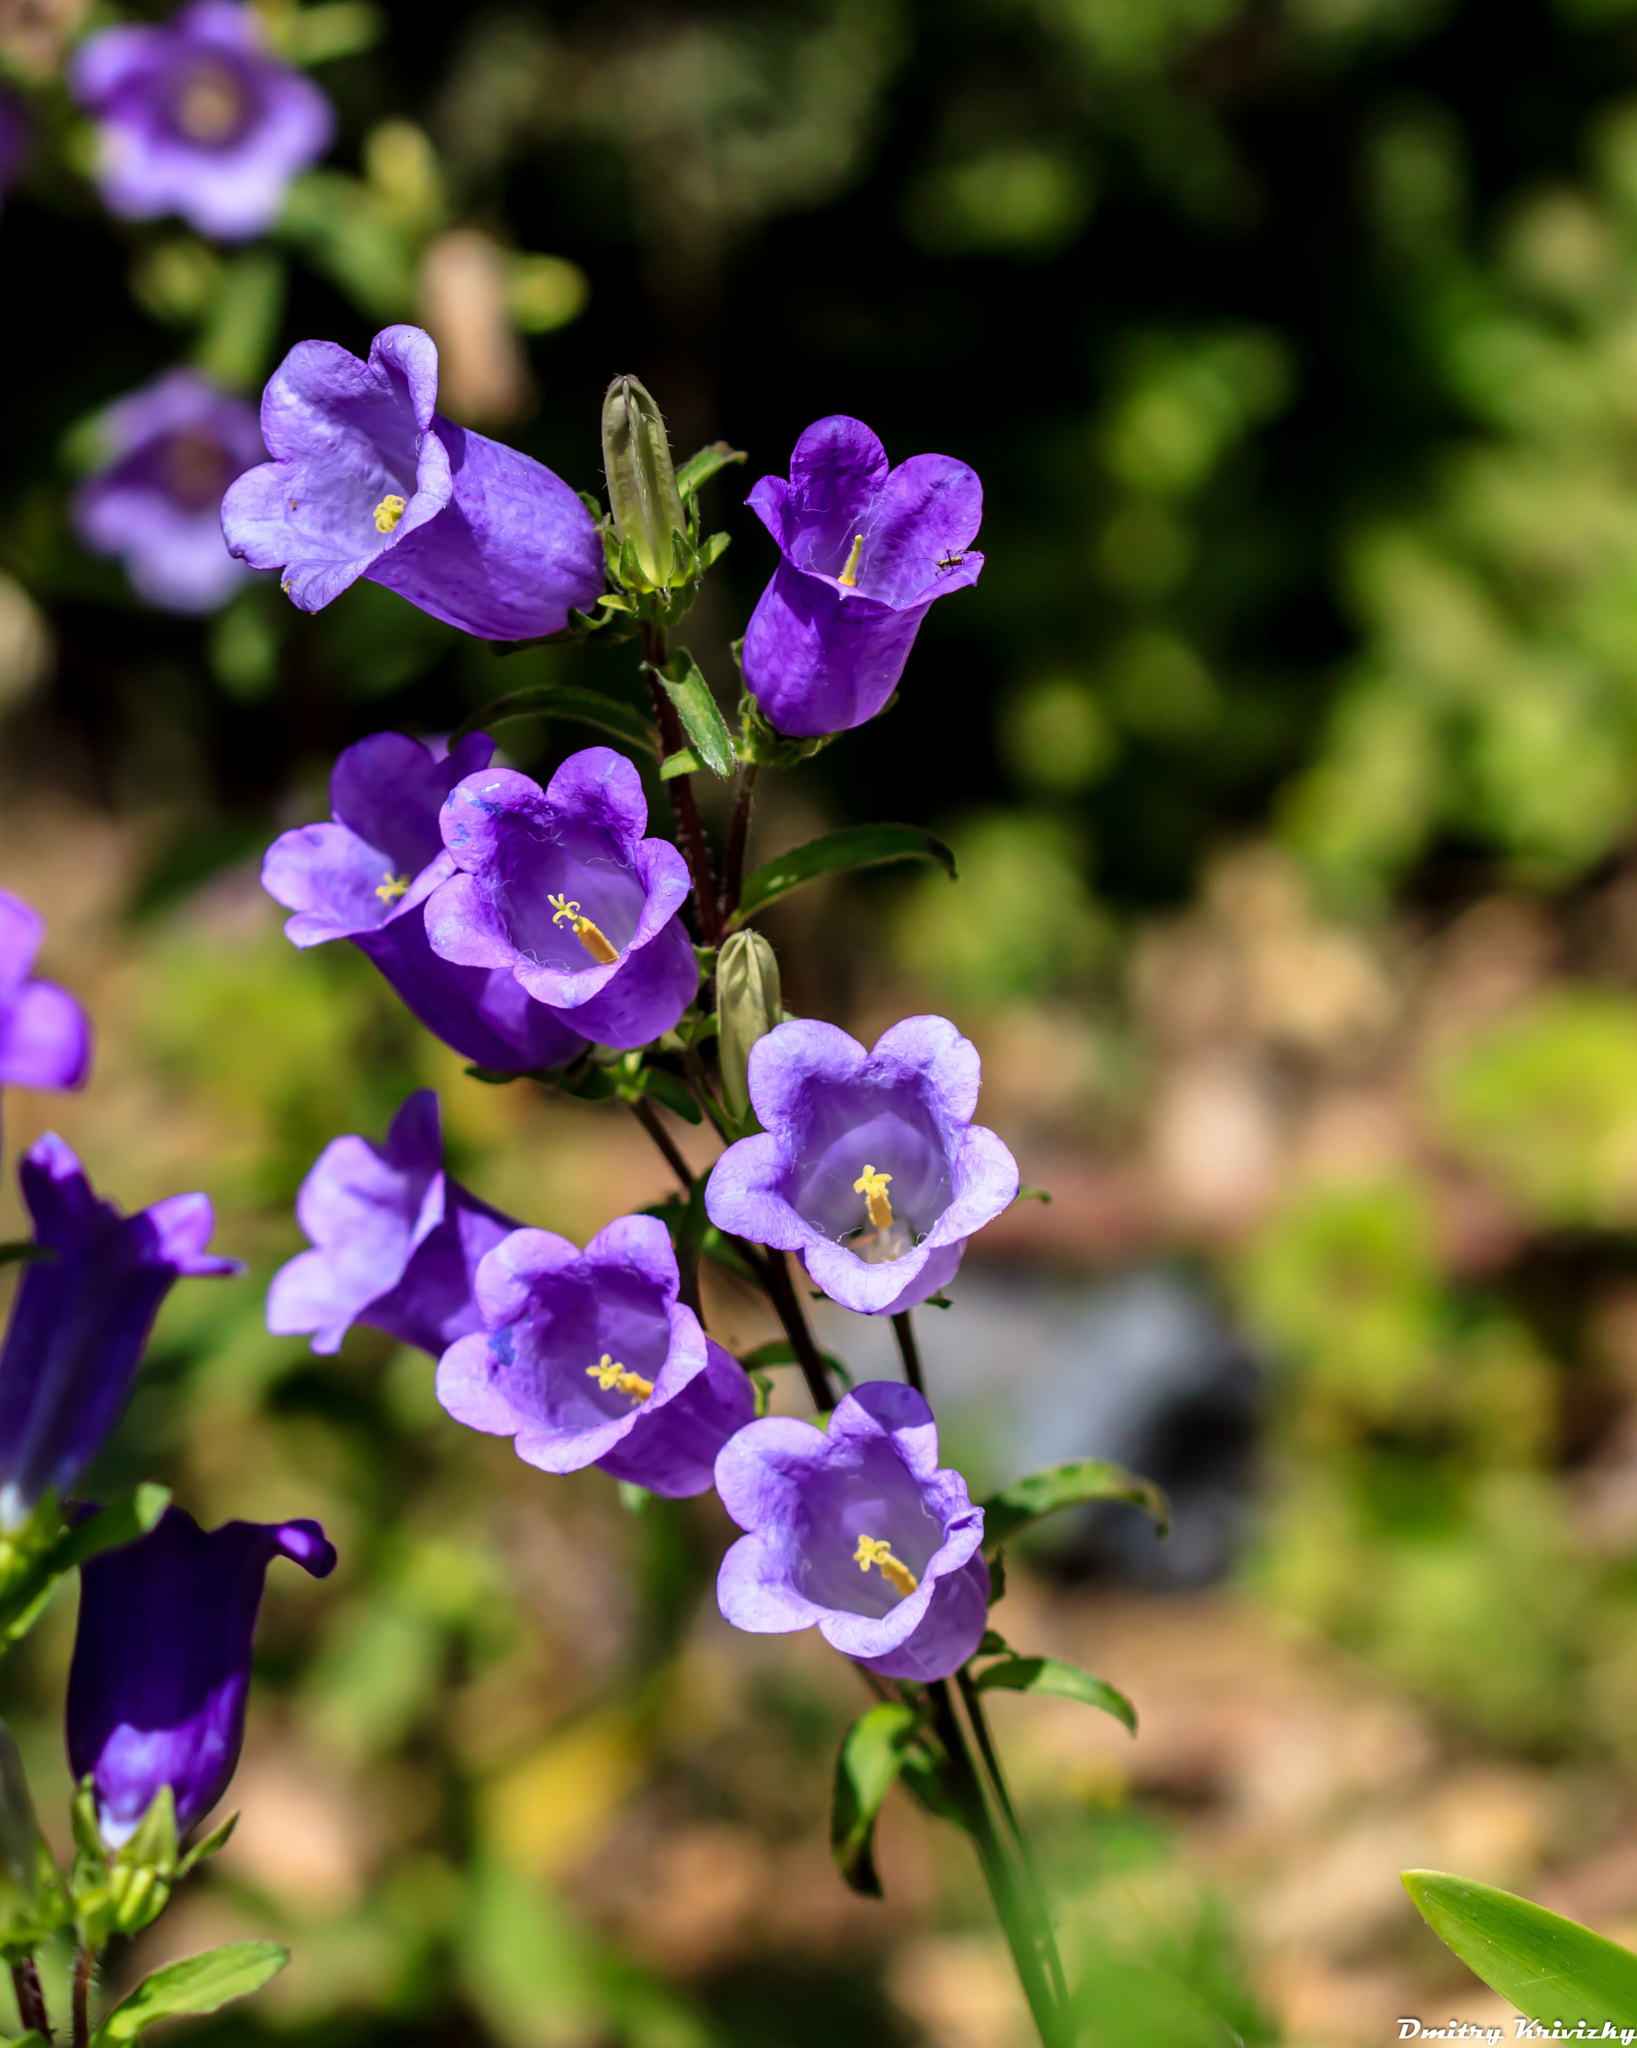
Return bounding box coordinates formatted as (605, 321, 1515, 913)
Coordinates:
(1016, 1185, 1053, 1204)
(750, 1370, 775, 1417)
(972, 1655, 1137, 1735)
(733, 825, 957, 927)
(175, 1811, 237, 1879)
(89, 1939, 289, 2044)
(1403, 1871, 1637, 2029)
(71, 1783, 180, 1945)
(736, 693, 832, 769)
(830, 1702, 922, 1898)
(449, 683, 659, 757)
(674, 442, 747, 496)
(979, 1460, 1170, 1552)
(649, 652, 736, 779)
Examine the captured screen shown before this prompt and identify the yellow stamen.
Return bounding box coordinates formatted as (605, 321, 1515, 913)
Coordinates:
(373, 494, 407, 534)
(837, 532, 865, 587)
(548, 892, 618, 965)
(374, 871, 410, 904)
(854, 1533, 918, 1597)
(587, 1353, 653, 1401)
(853, 1164, 894, 1231)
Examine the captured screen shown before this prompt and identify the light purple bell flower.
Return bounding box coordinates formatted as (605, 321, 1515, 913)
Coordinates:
(704, 1015, 1018, 1316)
(268, 1090, 516, 1358)
(221, 324, 606, 642)
(262, 730, 586, 1074)
(0, 891, 91, 1094)
(436, 1214, 754, 1499)
(67, 1507, 335, 1846)
(73, 370, 264, 615)
(714, 1381, 989, 1682)
(69, 0, 332, 242)
(740, 416, 983, 738)
(0, 1137, 240, 1530)
(427, 747, 698, 1053)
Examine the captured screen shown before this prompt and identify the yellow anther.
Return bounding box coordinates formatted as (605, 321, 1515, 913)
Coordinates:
(374, 870, 410, 904)
(587, 1353, 653, 1401)
(853, 1164, 894, 1231)
(373, 493, 407, 534)
(854, 1534, 918, 1597)
(548, 893, 618, 965)
(837, 532, 865, 587)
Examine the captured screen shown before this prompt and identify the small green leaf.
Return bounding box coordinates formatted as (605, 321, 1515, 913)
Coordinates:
(0, 1242, 53, 1269)
(974, 1656, 1137, 1734)
(698, 531, 731, 571)
(450, 684, 659, 755)
(737, 1339, 852, 1389)
(735, 826, 957, 925)
(1402, 1870, 1637, 2028)
(980, 1460, 1170, 1551)
(977, 1629, 1010, 1656)
(897, 1747, 963, 1827)
(675, 442, 747, 496)
(92, 1941, 290, 2043)
(653, 653, 736, 779)
(659, 748, 701, 781)
(831, 1702, 920, 1897)
(639, 1068, 703, 1125)
(1017, 1185, 1053, 1204)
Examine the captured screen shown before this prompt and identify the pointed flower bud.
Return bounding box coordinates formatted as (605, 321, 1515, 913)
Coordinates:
(602, 375, 687, 589)
(716, 930, 781, 1121)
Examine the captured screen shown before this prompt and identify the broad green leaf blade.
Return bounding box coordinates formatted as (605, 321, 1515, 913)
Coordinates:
(655, 653, 735, 778)
(974, 1655, 1137, 1734)
(830, 1702, 920, 1897)
(450, 684, 659, 756)
(734, 826, 957, 926)
(675, 442, 747, 495)
(93, 1940, 290, 2043)
(980, 1460, 1170, 1550)
(1402, 1871, 1637, 2028)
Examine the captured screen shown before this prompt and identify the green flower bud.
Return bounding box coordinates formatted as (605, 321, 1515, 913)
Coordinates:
(602, 374, 687, 590)
(717, 930, 781, 1121)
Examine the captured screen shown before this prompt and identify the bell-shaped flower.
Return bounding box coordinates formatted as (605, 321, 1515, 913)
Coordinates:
(0, 1137, 239, 1530)
(715, 1381, 989, 1682)
(263, 730, 586, 1074)
(67, 1507, 336, 1846)
(73, 370, 265, 614)
(740, 416, 983, 738)
(221, 324, 605, 641)
(268, 1090, 516, 1357)
(436, 1214, 754, 1499)
(427, 747, 698, 1052)
(705, 1015, 1018, 1316)
(0, 892, 90, 1093)
(69, 0, 333, 242)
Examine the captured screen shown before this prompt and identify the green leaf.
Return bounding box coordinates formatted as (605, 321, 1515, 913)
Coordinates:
(675, 442, 747, 496)
(737, 1339, 852, 1389)
(1017, 1185, 1053, 1204)
(92, 1940, 289, 2043)
(980, 1460, 1170, 1550)
(973, 1655, 1137, 1735)
(450, 684, 659, 756)
(830, 1702, 921, 1897)
(1402, 1870, 1637, 2028)
(639, 1068, 703, 1126)
(734, 825, 957, 926)
(659, 748, 701, 781)
(897, 1747, 963, 1827)
(653, 653, 736, 779)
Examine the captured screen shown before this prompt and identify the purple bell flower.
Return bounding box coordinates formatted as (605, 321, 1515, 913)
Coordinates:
(67, 1507, 336, 1846)
(268, 1090, 517, 1358)
(426, 747, 698, 1053)
(0, 891, 91, 1093)
(0, 1137, 240, 1530)
(262, 730, 587, 1074)
(221, 324, 606, 641)
(73, 370, 265, 615)
(714, 1381, 989, 1682)
(740, 416, 983, 738)
(69, 0, 332, 242)
(436, 1214, 754, 1499)
(704, 1015, 1018, 1317)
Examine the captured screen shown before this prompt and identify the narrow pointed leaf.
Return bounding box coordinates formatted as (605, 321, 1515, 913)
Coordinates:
(654, 653, 735, 778)
(53, 1486, 171, 1572)
(449, 685, 659, 756)
(973, 1655, 1136, 1734)
(675, 442, 747, 496)
(734, 826, 957, 926)
(831, 1702, 920, 1897)
(92, 1940, 289, 2043)
(1402, 1871, 1637, 2028)
(980, 1460, 1170, 1550)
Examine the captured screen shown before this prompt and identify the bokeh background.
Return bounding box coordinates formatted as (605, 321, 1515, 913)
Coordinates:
(13, 0, 1637, 2041)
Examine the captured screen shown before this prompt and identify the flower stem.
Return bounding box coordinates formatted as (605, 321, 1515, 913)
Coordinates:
(890, 1310, 924, 1395)
(12, 1956, 50, 2038)
(761, 1248, 837, 1412)
(628, 1097, 694, 1193)
(71, 1946, 94, 2048)
(640, 622, 723, 946)
(719, 762, 760, 927)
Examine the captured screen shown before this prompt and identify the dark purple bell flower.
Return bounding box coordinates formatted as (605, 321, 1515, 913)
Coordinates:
(67, 1507, 335, 1846)
(705, 1015, 1018, 1317)
(73, 370, 265, 615)
(69, 0, 332, 241)
(715, 1381, 988, 1682)
(0, 1137, 239, 1530)
(268, 1090, 516, 1358)
(221, 324, 605, 641)
(262, 730, 586, 1074)
(0, 891, 90, 1093)
(427, 747, 698, 1053)
(740, 416, 983, 738)
(436, 1214, 754, 1499)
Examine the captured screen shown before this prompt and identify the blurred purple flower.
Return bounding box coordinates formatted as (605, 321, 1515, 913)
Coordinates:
(221, 324, 606, 641)
(436, 1214, 754, 1499)
(0, 891, 91, 1093)
(69, 0, 332, 241)
(262, 730, 587, 1074)
(740, 416, 983, 738)
(427, 747, 697, 1053)
(73, 370, 264, 614)
(68, 1506, 335, 1846)
(0, 86, 32, 211)
(705, 1015, 1017, 1316)
(0, 1137, 239, 1530)
(714, 1381, 989, 1682)
(268, 1090, 516, 1358)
